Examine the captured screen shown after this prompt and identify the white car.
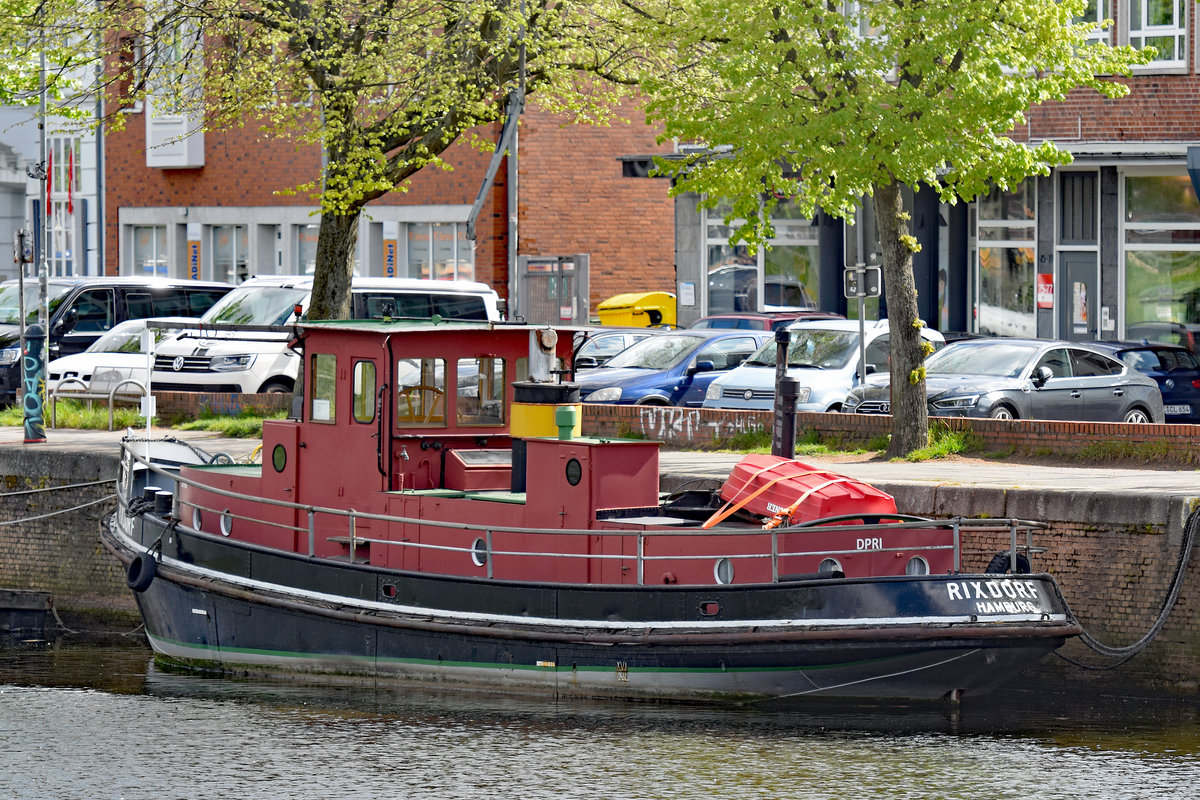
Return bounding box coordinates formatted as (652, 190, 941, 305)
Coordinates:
(151, 276, 502, 394)
(702, 319, 945, 413)
(47, 316, 199, 394)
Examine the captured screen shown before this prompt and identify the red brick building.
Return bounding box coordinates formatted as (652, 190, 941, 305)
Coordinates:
(102, 98, 676, 322)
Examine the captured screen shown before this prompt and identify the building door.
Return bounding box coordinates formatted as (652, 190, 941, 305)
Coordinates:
(514, 254, 590, 324)
(1059, 252, 1097, 341)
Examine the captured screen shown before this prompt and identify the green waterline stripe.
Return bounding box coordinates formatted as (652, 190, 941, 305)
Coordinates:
(147, 632, 910, 675)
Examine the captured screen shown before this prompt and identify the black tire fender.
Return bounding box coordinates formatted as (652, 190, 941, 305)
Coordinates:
(126, 553, 157, 593)
(984, 551, 1031, 574)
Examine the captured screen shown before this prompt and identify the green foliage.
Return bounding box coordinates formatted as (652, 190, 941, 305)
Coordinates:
(899, 424, 985, 462)
(176, 408, 288, 438)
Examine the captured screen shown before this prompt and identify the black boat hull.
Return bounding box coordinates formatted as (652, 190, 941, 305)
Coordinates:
(104, 510, 1078, 702)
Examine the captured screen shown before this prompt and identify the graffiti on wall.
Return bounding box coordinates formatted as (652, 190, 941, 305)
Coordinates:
(632, 406, 763, 446)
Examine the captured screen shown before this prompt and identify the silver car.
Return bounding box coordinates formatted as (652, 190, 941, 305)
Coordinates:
(843, 338, 1165, 423)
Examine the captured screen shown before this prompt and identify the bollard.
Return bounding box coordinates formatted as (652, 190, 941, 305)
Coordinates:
(772, 377, 799, 460)
(22, 323, 46, 443)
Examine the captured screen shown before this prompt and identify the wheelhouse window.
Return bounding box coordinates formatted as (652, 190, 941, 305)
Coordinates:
(310, 353, 337, 422)
(976, 179, 1037, 338)
(396, 357, 446, 425)
(457, 357, 506, 425)
(352, 361, 377, 423)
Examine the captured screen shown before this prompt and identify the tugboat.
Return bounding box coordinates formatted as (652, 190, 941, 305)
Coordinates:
(101, 318, 1080, 702)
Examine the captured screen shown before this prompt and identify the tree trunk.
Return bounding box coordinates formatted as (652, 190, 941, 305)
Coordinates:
(307, 210, 360, 321)
(874, 179, 929, 457)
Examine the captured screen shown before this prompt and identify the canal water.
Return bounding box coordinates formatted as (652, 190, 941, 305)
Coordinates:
(2, 640, 1199, 800)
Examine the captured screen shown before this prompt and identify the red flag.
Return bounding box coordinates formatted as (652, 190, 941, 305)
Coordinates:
(67, 148, 74, 214)
(45, 149, 52, 219)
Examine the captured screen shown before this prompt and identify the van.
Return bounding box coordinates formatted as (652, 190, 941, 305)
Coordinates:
(0, 277, 233, 405)
(150, 276, 502, 394)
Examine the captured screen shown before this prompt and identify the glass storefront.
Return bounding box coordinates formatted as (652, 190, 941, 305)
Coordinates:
(213, 224, 249, 284)
(976, 180, 1036, 337)
(1122, 174, 1200, 349)
(704, 198, 819, 314)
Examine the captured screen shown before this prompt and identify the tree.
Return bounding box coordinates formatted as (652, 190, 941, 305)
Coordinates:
(3, 1, 645, 319)
(635, 0, 1150, 456)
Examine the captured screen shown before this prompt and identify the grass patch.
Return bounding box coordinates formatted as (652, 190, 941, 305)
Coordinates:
(899, 423, 985, 462)
(1073, 439, 1197, 465)
(716, 426, 882, 457)
(0, 399, 150, 429)
(174, 408, 288, 438)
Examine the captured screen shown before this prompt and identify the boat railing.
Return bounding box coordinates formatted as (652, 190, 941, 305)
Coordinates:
(125, 443, 1046, 583)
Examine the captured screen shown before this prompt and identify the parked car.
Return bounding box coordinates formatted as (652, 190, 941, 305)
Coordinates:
(1087, 340, 1200, 423)
(703, 319, 945, 413)
(1125, 321, 1200, 354)
(576, 330, 771, 407)
(151, 275, 502, 394)
(843, 338, 1165, 423)
(0, 277, 233, 405)
(572, 327, 663, 369)
(689, 310, 843, 331)
(46, 316, 198, 393)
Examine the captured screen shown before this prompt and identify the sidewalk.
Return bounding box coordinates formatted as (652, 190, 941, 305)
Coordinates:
(3, 424, 1198, 497)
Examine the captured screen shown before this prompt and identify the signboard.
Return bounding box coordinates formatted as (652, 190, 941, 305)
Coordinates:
(187, 240, 201, 280)
(384, 239, 397, 277)
(843, 266, 881, 298)
(1036, 273, 1054, 309)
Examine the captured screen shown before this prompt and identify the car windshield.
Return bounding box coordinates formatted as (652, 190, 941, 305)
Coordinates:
(927, 341, 1041, 377)
(85, 322, 183, 354)
(745, 329, 858, 368)
(0, 282, 75, 325)
(603, 334, 703, 370)
(1119, 347, 1200, 372)
(202, 286, 310, 326)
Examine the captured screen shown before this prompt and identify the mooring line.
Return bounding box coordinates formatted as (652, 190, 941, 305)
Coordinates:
(0, 495, 117, 526)
(0, 477, 117, 498)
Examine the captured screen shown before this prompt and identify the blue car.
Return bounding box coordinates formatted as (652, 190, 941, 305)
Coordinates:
(575, 330, 771, 406)
(1089, 340, 1200, 423)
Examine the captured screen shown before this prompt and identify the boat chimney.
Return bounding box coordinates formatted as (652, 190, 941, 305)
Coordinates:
(509, 381, 581, 493)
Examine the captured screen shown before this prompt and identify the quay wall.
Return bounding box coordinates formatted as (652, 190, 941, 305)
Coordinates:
(2, 426, 1199, 696)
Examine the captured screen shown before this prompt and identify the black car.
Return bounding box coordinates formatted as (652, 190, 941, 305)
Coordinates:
(0, 276, 233, 405)
(1088, 341, 1200, 423)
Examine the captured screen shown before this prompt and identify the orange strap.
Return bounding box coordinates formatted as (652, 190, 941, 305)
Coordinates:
(700, 461, 824, 530)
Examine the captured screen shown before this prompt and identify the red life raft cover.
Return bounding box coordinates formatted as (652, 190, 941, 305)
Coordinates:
(717, 453, 897, 524)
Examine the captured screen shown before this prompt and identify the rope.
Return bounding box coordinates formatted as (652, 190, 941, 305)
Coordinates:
(0, 477, 117, 498)
(1058, 505, 1199, 670)
(0, 494, 116, 526)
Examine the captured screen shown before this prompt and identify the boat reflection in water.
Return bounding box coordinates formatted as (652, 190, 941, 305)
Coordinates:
(102, 319, 1079, 704)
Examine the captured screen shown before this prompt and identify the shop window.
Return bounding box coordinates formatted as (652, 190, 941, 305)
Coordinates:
(396, 357, 446, 425)
(406, 223, 475, 280)
(214, 225, 249, 284)
(353, 361, 376, 423)
(976, 180, 1037, 338)
(310, 353, 337, 423)
(1122, 175, 1200, 350)
(457, 357, 505, 425)
(132, 225, 168, 277)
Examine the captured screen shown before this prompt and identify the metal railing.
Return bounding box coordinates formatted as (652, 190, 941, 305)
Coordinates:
(124, 442, 1046, 584)
(52, 377, 148, 430)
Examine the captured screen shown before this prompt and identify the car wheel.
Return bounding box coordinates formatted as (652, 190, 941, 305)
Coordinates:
(988, 404, 1017, 420)
(258, 379, 293, 394)
(1123, 407, 1152, 424)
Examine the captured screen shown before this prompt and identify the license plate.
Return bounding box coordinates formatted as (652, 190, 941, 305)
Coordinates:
(1164, 404, 1191, 415)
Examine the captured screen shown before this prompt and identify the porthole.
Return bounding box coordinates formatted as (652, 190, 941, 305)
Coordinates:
(905, 556, 930, 576)
(192, 507, 202, 531)
(714, 557, 734, 585)
(471, 537, 489, 567)
(565, 458, 582, 486)
(819, 557, 843, 574)
(220, 510, 233, 537)
(272, 444, 287, 473)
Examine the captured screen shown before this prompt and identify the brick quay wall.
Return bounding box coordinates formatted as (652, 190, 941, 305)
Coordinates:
(2, 409, 1199, 696)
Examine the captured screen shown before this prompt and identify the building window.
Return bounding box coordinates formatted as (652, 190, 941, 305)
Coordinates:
(213, 225, 249, 284)
(296, 224, 318, 275)
(704, 198, 819, 315)
(1128, 0, 1186, 66)
(1121, 174, 1200, 348)
(406, 222, 474, 281)
(976, 179, 1037, 337)
(1078, 0, 1112, 45)
(47, 137, 80, 276)
(310, 352, 337, 423)
(132, 225, 168, 276)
